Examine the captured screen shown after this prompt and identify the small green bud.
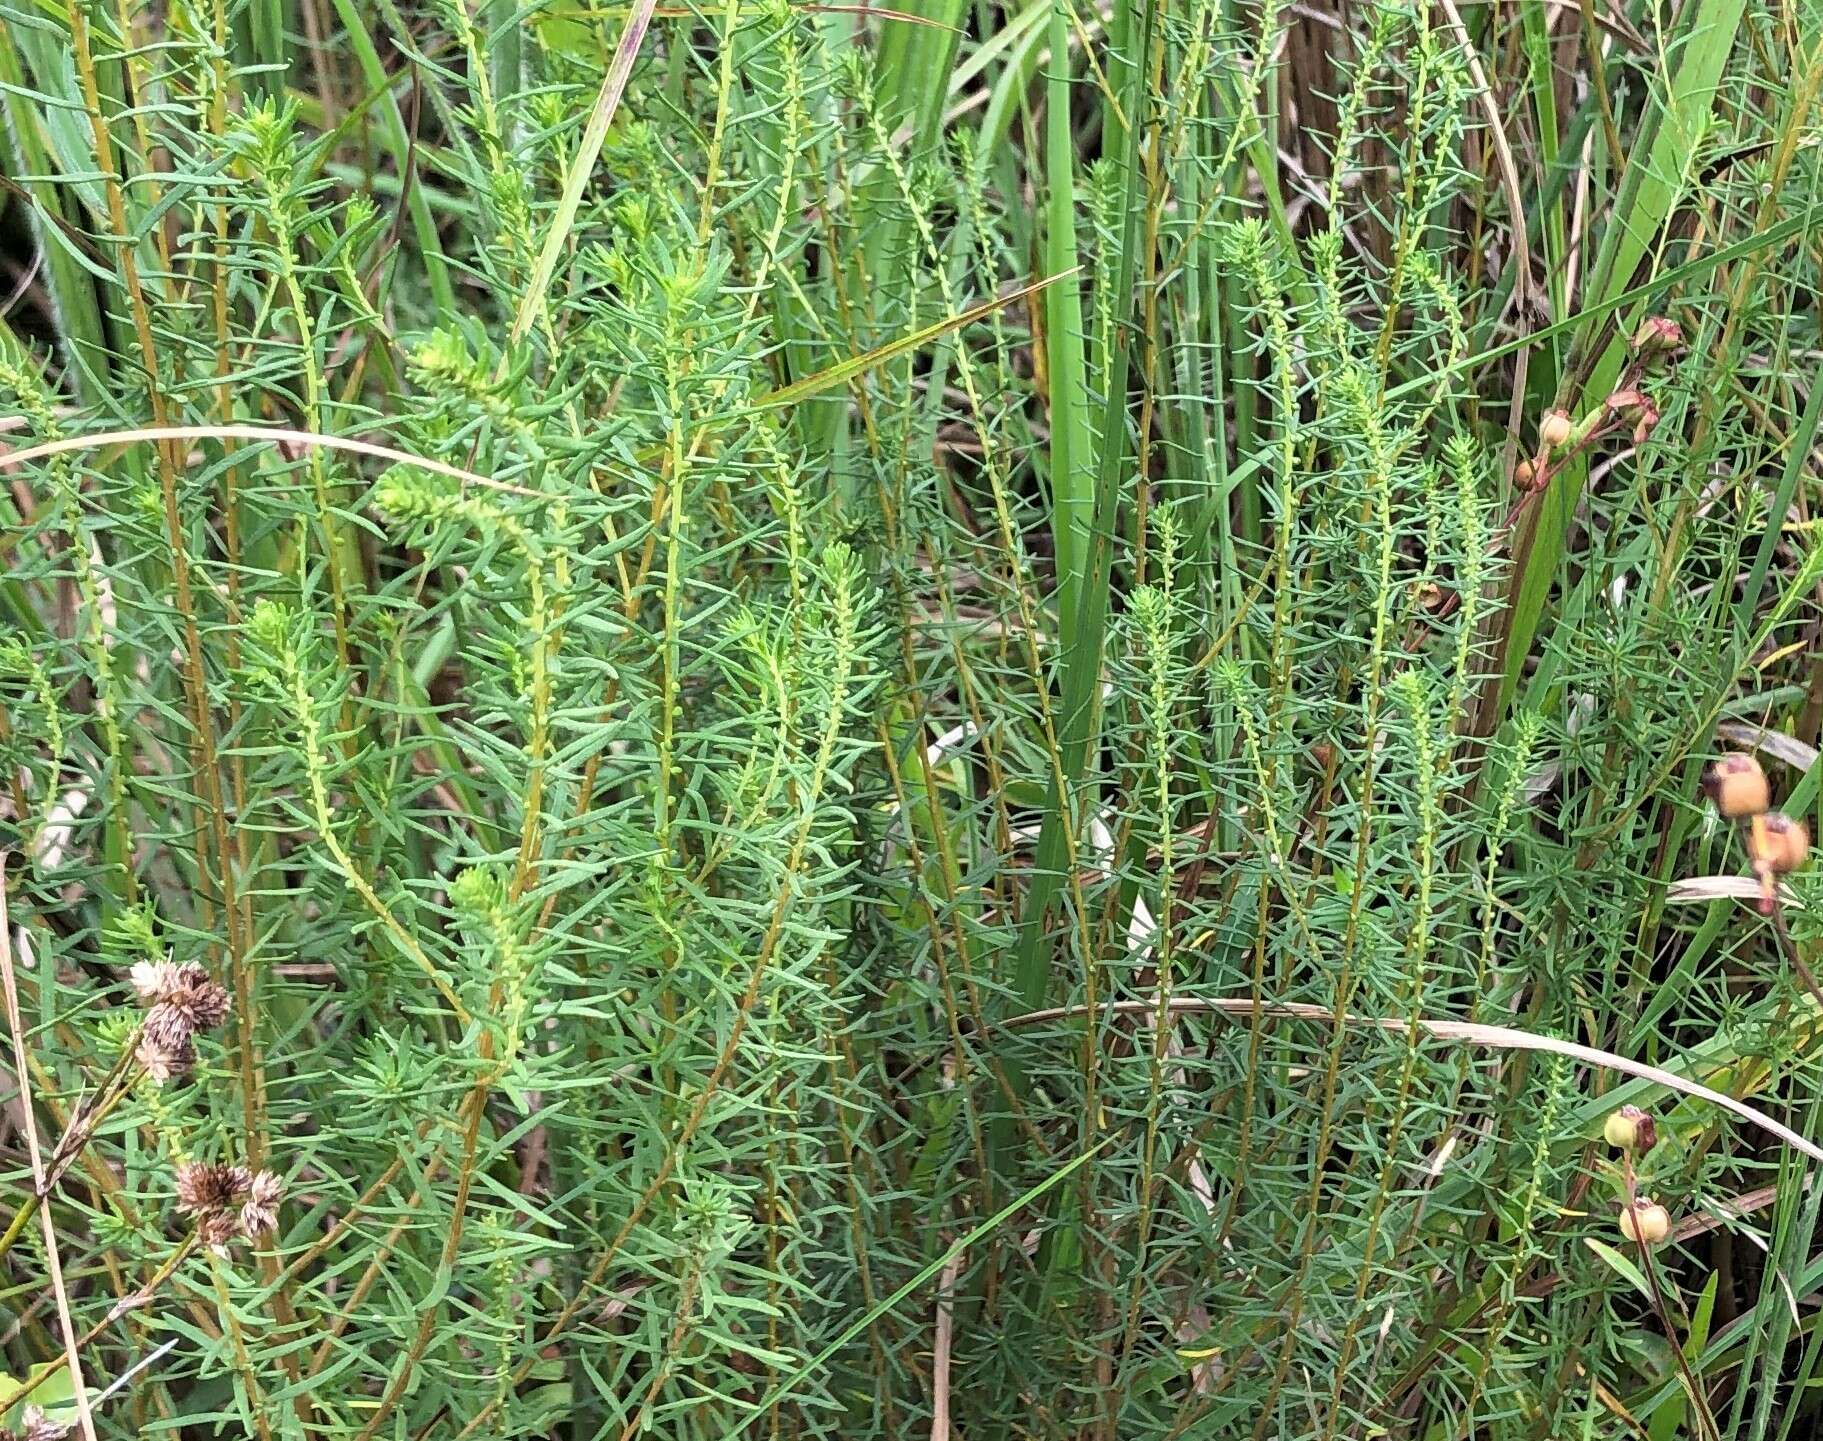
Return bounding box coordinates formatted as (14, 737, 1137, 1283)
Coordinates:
(450, 866, 505, 920)
(342, 194, 379, 240)
(247, 599, 295, 658)
(106, 902, 162, 961)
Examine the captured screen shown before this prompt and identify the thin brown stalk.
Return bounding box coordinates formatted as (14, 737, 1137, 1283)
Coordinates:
(0, 855, 99, 1441)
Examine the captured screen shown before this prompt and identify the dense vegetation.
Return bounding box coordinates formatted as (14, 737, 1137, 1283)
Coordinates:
(1, 0, 1821, 1433)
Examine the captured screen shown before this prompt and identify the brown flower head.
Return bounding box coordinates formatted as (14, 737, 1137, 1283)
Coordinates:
(154, 963, 230, 1031)
(175, 1161, 281, 1248)
(175, 1161, 249, 1218)
(199, 1209, 239, 1252)
(142, 1003, 193, 1054)
(137, 1031, 196, 1084)
(239, 1169, 283, 1238)
(136, 963, 230, 1076)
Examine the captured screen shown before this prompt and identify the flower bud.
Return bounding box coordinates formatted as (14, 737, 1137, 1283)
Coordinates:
(1701, 753, 1770, 819)
(1514, 457, 1545, 494)
(1602, 1104, 1656, 1153)
(1632, 315, 1682, 357)
(1619, 1199, 1671, 1246)
(1539, 410, 1574, 449)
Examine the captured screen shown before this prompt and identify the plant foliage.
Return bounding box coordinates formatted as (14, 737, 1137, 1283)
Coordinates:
(0, 0, 1821, 1434)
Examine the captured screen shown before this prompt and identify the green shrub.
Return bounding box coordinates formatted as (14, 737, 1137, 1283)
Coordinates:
(0, 0, 1820, 1435)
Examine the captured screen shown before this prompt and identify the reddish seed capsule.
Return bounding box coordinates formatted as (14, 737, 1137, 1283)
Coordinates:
(1701, 753, 1770, 819)
(1632, 315, 1682, 357)
(1606, 388, 1662, 445)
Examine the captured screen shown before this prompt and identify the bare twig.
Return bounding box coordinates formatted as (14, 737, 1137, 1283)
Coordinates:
(930, 1249, 963, 1441)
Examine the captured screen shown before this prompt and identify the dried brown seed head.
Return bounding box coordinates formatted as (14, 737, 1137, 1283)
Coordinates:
(142, 1002, 193, 1053)
(137, 1031, 195, 1084)
(199, 1209, 239, 1252)
(138, 964, 230, 1063)
(176, 1160, 274, 1249)
(1701, 753, 1770, 819)
(166, 963, 231, 1031)
(239, 1170, 283, 1238)
(175, 1161, 244, 1217)
(18, 1407, 71, 1441)
(130, 959, 184, 1004)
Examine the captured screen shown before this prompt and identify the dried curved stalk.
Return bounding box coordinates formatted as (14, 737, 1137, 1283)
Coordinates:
(997, 996, 1823, 1164)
